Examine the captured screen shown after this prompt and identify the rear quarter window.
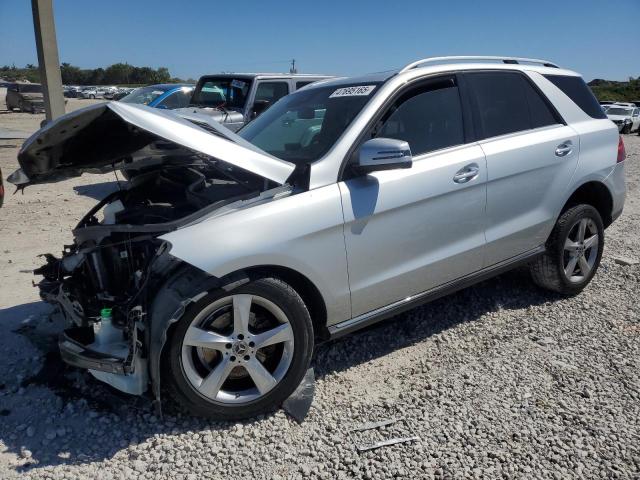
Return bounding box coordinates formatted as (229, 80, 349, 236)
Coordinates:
(543, 75, 607, 119)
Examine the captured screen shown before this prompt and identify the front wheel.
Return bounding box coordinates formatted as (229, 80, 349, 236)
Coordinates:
(164, 277, 314, 419)
(530, 204, 604, 295)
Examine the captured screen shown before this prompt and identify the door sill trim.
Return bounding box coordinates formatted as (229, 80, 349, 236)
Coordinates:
(328, 246, 545, 339)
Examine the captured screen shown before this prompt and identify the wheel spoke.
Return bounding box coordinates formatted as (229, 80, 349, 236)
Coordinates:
(565, 256, 579, 277)
(583, 234, 598, 250)
(183, 326, 230, 351)
(233, 294, 252, 335)
(253, 323, 294, 349)
(578, 255, 591, 276)
(198, 357, 234, 398)
(577, 218, 587, 242)
(564, 238, 580, 252)
(244, 357, 277, 394)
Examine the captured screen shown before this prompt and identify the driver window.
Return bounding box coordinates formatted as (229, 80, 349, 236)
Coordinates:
(254, 82, 289, 107)
(376, 77, 465, 156)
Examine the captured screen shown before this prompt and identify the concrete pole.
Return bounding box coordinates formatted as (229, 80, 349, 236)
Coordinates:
(31, 0, 65, 121)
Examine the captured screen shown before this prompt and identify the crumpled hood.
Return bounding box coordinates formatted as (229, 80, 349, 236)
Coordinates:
(8, 102, 295, 187)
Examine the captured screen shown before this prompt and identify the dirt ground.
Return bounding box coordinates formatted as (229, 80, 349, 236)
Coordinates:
(0, 91, 638, 479)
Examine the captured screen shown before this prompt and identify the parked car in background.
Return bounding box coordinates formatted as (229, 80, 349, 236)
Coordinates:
(5, 83, 45, 113)
(7, 56, 626, 419)
(112, 88, 134, 101)
(606, 105, 640, 133)
(119, 84, 195, 109)
(79, 87, 100, 99)
(174, 73, 332, 131)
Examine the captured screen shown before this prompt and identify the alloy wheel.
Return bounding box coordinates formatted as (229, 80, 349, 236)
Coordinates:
(563, 217, 599, 283)
(181, 294, 294, 404)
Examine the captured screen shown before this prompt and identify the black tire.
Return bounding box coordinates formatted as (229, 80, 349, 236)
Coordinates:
(18, 101, 25, 113)
(164, 276, 314, 419)
(530, 204, 604, 295)
(621, 124, 631, 134)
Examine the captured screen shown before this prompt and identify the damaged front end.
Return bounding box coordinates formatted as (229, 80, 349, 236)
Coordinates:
(11, 102, 297, 398)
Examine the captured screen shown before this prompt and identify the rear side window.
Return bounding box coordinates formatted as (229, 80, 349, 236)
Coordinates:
(377, 77, 464, 156)
(466, 71, 560, 139)
(296, 81, 315, 90)
(543, 75, 607, 119)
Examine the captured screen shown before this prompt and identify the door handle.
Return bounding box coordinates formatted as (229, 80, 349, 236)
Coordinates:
(555, 142, 573, 157)
(453, 164, 480, 183)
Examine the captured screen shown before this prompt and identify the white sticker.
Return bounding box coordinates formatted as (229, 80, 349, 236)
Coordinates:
(329, 85, 376, 98)
(231, 79, 247, 89)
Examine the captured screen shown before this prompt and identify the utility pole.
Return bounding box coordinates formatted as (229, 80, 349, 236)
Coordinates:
(31, 0, 65, 121)
(289, 59, 297, 74)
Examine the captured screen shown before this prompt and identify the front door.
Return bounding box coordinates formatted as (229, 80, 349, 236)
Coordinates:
(340, 75, 488, 317)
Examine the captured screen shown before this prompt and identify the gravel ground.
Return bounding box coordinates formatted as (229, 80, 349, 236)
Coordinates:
(0, 96, 638, 479)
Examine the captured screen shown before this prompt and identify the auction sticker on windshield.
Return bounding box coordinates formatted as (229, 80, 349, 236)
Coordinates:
(329, 85, 376, 98)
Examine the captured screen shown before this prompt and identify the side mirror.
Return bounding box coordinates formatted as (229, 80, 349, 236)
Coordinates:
(252, 99, 270, 118)
(356, 138, 413, 173)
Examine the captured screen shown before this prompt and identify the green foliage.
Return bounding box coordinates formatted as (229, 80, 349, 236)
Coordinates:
(0, 62, 184, 85)
(588, 77, 640, 102)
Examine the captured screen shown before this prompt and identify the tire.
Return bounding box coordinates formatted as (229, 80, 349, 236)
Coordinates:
(90, 94, 95, 99)
(621, 124, 631, 134)
(18, 101, 25, 113)
(164, 276, 314, 419)
(530, 204, 604, 295)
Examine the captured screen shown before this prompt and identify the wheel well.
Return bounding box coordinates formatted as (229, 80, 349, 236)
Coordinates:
(241, 266, 330, 342)
(562, 181, 613, 228)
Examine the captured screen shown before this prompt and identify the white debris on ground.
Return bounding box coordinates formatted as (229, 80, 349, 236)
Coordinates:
(0, 96, 638, 478)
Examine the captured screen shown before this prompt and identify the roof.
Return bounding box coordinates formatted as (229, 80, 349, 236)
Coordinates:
(147, 83, 194, 90)
(197, 73, 333, 80)
(303, 56, 581, 92)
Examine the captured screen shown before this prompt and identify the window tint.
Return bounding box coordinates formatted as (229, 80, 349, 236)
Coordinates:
(466, 72, 559, 139)
(296, 81, 315, 90)
(543, 75, 607, 119)
(158, 89, 193, 109)
(377, 78, 464, 156)
(254, 82, 290, 105)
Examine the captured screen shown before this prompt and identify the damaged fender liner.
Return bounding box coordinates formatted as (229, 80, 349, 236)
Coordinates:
(147, 266, 250, 405)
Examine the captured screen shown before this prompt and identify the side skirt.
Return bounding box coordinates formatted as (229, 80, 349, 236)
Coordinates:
(328, 246, 546, 339)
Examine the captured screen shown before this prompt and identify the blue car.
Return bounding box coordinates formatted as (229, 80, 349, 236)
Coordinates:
(119, 84, 195, 109)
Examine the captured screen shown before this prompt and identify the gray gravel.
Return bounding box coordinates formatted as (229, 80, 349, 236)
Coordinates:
(0, 135, 639, 479)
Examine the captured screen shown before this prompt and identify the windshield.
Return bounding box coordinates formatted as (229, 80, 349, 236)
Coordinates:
(239, 83, 381, 165)
(18, 84, 42, 93)
(607, 107, 632, 116)
(121, 86, 171, 105)
(190, 77, 252, 109)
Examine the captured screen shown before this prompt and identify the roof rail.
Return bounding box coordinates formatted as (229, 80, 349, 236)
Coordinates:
(400, 56, 559, 73)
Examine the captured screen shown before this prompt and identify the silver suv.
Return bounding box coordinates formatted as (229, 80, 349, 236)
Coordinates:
(8, 56, 626, 419)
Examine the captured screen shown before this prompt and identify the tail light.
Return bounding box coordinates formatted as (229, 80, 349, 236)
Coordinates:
(617, 135, 626, 163)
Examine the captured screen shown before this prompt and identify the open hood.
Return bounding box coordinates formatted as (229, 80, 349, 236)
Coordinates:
(7, 102, 296, 187)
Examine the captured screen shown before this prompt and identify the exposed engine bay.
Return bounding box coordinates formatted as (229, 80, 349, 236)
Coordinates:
(36, 159, 291, 395)
(7, 101, 298, 399)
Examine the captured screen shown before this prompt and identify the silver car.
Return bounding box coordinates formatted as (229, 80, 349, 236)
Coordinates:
(7, 56, 626, 419)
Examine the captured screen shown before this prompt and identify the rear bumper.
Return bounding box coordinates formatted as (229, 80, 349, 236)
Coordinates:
(605, 161, 626, 224)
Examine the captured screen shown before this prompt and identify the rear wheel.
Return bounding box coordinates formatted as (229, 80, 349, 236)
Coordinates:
(622, 124, 631, 134)
(530, 204, 604, 295)
(165, 277, 314, 419)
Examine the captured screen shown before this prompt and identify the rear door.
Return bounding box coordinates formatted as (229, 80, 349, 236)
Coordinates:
(463, 70, 579, 266)
(340, 75, 487, 317)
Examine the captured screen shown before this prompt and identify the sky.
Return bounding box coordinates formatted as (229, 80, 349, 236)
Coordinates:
(1, 0, 638, 82)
